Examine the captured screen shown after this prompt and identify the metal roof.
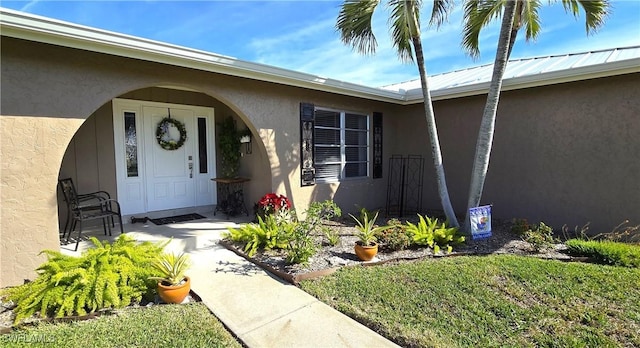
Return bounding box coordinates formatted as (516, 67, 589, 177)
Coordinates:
(383, 46, 640, 101)
(1, 8, 639, 105)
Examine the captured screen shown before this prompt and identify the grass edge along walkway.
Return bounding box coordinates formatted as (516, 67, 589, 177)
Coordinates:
(0, 302, 243, 348)
(300, 254, 640, 348)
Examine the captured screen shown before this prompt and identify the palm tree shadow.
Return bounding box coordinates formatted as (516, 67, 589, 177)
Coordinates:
(213, 260, 263, 276)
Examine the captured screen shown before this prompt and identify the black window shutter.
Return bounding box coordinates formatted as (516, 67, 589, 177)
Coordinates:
(300, 103, 316, 186)
(373, 112, 383, 179)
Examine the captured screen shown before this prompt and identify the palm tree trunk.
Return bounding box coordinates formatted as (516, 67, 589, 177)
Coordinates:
(463, 0, 517, 234)
(412, 34, 459, 227)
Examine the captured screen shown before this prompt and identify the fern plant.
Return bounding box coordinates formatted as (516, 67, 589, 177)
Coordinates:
(406, 215, 465, 253)
(433, 223, 465, 253)
(3, 235, 166, 324)
(406, 215, 439, 248)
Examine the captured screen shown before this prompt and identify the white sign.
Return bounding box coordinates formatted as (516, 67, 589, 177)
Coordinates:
(470, 205, 492, 240)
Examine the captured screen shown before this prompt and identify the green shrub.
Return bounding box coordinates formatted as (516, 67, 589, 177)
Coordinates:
(307, 200, 342, 223)
(510, 218, 531, 235)
(433, 223, 466, 254)
(2, 235, 165, 324)
(522, 221, 555, 252)
(286, 224, 317, 265)
(225, 199, 342, 265)
(406, 215, 464, 253)
(224, 214, 291, 256)
(566, 239, 640, 267)
(306, 200, 342, 245)
(375, 218, 412, 251)
(324, 228, 340, 246)
(288, 200, 342, 264)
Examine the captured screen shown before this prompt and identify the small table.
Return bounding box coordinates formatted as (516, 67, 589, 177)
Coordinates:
(211, 177, 250, 217)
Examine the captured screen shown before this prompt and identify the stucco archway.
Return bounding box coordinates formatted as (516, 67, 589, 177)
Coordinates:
(57, 86, 272, 226)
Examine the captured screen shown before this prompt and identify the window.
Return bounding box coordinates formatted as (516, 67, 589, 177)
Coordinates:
(314, 108, 369, 182)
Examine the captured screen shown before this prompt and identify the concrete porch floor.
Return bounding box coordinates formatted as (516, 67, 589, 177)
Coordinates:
(59, 210, 252, 256)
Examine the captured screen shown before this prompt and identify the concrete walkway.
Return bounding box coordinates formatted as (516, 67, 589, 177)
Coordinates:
(66, 213, 400, 348)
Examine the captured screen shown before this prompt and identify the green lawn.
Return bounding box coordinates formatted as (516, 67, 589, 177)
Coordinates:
(300, 255, 640, 348)
(0, 303, 242, 348)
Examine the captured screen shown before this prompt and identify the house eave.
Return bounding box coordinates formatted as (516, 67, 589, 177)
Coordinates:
(0, 8, 405, 104)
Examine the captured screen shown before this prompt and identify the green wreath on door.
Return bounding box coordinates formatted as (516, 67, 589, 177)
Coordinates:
(156, 117, 187, 150)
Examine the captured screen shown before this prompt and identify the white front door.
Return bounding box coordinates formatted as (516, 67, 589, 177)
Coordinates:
(143, 106, 197, 212)
(113, 99, 216, 216)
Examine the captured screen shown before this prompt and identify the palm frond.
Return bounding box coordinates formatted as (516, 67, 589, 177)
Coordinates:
(564, 0, 610, 34)
(462, 0, 507, 58)
(389, 0, 418, 61)
(336, 0, 381, 55)
(429, 0, 454, 27)
(520, 0, 542, 41)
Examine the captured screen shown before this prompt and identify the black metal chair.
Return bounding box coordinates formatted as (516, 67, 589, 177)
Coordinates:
(59, 178, 112, 238)
(58, 178, 123, 251)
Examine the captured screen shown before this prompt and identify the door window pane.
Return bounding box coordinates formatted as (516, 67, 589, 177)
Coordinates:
(124, 112, 138, 177)
(198, 118, 208, 174)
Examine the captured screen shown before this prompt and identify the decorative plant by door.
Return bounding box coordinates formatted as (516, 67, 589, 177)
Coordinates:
(218, 117, 241, 178)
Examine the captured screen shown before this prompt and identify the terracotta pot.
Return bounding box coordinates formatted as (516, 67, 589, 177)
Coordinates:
(354, 242, 378, 261)
(157, 276, 191, 304)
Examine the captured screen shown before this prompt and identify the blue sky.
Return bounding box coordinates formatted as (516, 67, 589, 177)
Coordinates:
(3, 1, 639, 87)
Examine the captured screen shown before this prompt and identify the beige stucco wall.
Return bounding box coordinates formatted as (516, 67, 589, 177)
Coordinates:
(402, 73, 640, 233)
(1, 116, 83, 286)
(0, 36, 394, 286)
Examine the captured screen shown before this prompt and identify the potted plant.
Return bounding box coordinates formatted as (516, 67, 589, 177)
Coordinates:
(149, 252, 191, 304)
(350, 211, 389, 261)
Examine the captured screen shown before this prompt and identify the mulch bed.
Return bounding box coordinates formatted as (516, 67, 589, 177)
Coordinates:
(220, 216, 576, 285)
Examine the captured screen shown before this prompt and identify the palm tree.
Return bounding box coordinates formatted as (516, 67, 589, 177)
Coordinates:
(336, 0, 460, 226)
(462, 0, 610, 233)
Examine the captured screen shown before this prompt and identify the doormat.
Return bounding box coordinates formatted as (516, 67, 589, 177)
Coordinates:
(150, 213, 207, 225)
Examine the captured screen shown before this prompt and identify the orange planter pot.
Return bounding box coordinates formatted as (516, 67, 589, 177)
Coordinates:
(157, 276, 191, 304)
(354, 242, 378, 261)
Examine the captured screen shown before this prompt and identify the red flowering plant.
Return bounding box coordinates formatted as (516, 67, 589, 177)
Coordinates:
(255, 193, 292, 221)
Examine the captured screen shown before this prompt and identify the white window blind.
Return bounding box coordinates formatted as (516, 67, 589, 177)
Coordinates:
(314, 108, 369, 182)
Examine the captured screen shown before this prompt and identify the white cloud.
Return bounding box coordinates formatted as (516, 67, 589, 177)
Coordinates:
(19, 0, 40, 12)
(246, 3, 471, 86)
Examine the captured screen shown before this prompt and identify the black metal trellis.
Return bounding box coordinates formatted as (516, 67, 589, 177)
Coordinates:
(385, 155, 424, 217)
